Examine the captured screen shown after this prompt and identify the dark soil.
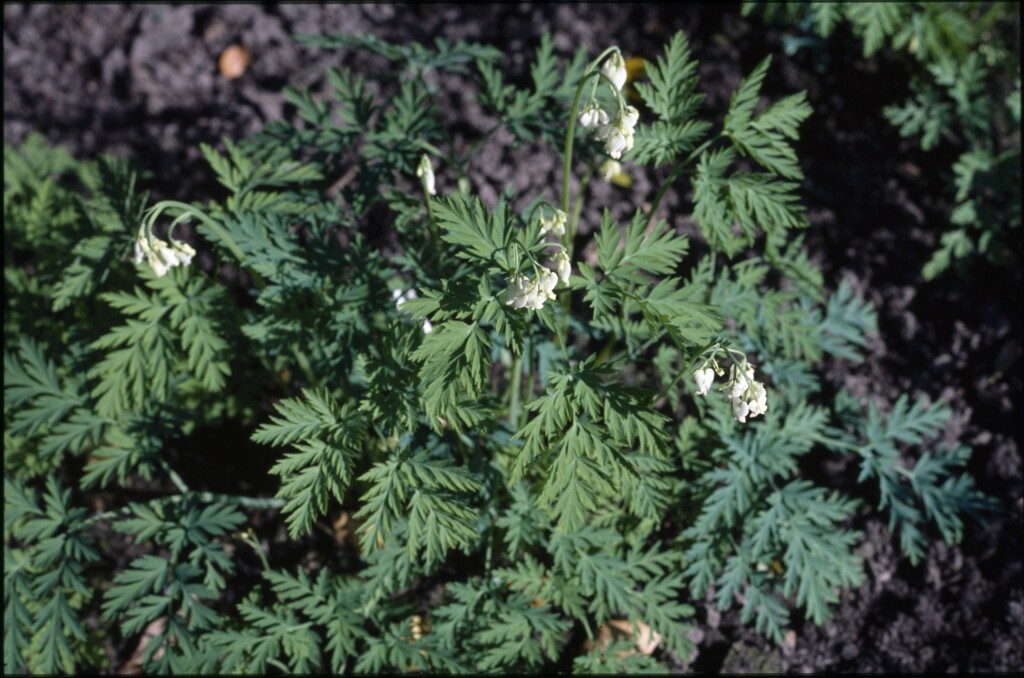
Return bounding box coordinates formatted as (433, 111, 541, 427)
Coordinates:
(5, 3, 1022, 673)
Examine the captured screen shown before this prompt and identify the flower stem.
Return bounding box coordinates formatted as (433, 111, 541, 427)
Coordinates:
(149, 200, 246, 265)
(509, 351, 522, 427)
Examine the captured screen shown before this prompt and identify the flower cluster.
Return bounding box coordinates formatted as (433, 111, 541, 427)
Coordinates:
(133, 226, 195, 278)
(579, 103, 610, 130)
(595, 105, 639, 160)
(577, 51, 640, 160)
(726, 363, 768, 423)
(416, 155, 436, 196)
(505, 269, 559, 310)
(693, 357, 768, 424)
(539, 209, 567, 238)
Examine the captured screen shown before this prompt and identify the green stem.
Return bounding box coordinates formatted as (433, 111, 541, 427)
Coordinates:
(82, 491, 286, 528)
(509, 351, 523, 428)
(523, 333, 536, 408)
(560, 70, 605, 216)
(566, 165, 593, 260)
(240, 529, 272, 571)
(149, 200, 246, 266)
(161, 459, 191, 494)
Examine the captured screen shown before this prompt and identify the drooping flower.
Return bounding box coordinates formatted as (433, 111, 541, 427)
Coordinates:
(724, 362, 767, 423)
(506, 269, 559, 311)
(538, 269, 558, 300)
(601, 52, 628, 91)
(596, 105, 640, 160)
(746, 382, 768, 417)
(579, 103, 610, 129)
(732, 397, 751, 423)
(147, 240, 177, 278)
(694, 367, 715, 396)
(505, 274, 533, 310)
(416, 155, 436, 196)
(539, 209, 567, 238)
(171, 241, 196, 266)
(133, 222, 198, 278)
(553, 249, 571, 284)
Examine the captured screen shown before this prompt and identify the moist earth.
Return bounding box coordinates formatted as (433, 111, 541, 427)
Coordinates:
(4, 3, 1021, 673)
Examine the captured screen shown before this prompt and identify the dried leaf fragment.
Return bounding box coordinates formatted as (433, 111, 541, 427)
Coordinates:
(218, 45, 249, 79)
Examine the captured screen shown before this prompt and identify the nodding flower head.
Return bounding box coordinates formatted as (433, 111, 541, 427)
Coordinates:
(601, 51, 628, 92)
(553, 249, 571, 285)
(133, 223, 196, 278)
(505, 267, 560, 312)
(539, 209, 567, 238)
(171, 241, 196, 266)
(595, 106, 639, 160)
(694, 367, 715, 396)
(579, 103, 610, 130)
(724, 362, 767, 423)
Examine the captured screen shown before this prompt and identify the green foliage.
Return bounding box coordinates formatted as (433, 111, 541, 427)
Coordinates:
(252, 389, 366, 538)
(4, 25, 989, 675)
(356, 448, 482, 567)
(829, 394, 995, 564)
(476, 33, 590, 146)
(632, 31, 711, 167)
(745, 1, 1021, 279)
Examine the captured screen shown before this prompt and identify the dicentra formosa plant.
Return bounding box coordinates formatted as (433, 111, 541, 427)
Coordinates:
(4, 29, 990, 674)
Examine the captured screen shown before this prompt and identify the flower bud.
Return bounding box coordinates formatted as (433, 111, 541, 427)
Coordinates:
(554, 250, 571, 284)
(601, 52, 628, 91)
(416, 155, 436, 196)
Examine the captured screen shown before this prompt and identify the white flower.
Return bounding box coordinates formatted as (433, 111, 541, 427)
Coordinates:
(146, 240, 176, 278)
(553, 249, 571, 284)
(134, 223, 197, 277)
(539, 209, 567, 238)
(694, 367, 715, 396)
(416, 155, 436, 195)
(527, 286, 546, 310)
(579, 103, 610, 129)
(505, 275, 532, 309)
(538, 269, 558, 299)
(747, 382, 768, 417)
(392, 287, 433, 333)
(725, 362, 767, 423)
(732, 397, 750, 423)
(506, 270, 557, 311)
(602, 52, 628, 91)
(596, 106, 639, 160)
(621, 105, 639, 128)
(599, 159, 622, 182)
(171, 241, 196, 266)
(596, 122, 633, 159)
